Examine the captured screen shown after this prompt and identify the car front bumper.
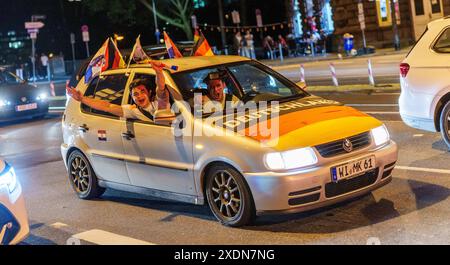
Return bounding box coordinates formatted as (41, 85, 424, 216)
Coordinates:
(244, 141, 398, 214)
(0, 101, 49, 122)
(0, 184, 29, 245)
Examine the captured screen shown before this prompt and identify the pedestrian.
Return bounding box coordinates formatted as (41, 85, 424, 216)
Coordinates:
(244, 30, 255, 59)
(40, 53, 49, 79)
(234, 32, 243, 56)
(262, 35, 275, 59)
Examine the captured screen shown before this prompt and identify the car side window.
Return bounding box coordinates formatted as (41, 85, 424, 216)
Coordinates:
(82, 74, 128, 118)
(126, 73, 176, 124)
(433, 28, 450, 53)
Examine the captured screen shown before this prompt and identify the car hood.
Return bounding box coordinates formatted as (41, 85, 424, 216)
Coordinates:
(211, 96, 383, 151)
(0, 83, 38, 98)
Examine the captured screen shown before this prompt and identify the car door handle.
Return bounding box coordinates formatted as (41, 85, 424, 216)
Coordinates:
(78, 124, 89, 133)
(121, 131, 135, 140)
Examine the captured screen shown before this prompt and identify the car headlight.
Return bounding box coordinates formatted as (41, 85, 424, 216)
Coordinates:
(36, 93, 48, 101)
(265, 147, 318, 170)
(371, 125, 390, 146)
(0, 165, 17, 193)
(0, 99, 11, 107)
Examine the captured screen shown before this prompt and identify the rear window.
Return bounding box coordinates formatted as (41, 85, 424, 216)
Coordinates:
(433, 28, 450, 53)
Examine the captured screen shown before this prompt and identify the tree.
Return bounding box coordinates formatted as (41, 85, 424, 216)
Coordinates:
(83, 0, 194, 40)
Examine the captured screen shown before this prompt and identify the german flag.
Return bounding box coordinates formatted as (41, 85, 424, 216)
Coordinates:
(192, 30, 214, 57)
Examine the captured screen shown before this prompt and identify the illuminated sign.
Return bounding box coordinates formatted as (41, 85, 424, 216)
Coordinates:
(376, 0, 393, 27)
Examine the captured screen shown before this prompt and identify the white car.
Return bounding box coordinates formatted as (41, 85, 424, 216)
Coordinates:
(399, 17, 450, 148)
(0, 159, 29, 244)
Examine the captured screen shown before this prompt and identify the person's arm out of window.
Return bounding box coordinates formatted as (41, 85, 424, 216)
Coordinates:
(66, 86, 124, 117)
(150, 62, 170, 110)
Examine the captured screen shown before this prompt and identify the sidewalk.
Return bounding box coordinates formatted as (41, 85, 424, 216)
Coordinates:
(261, 46, 412, 67)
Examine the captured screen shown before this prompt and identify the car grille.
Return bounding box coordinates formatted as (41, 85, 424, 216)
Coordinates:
(0, 204, 20, 245)
(325, 168, 379, 198)
(315, 131, 371, 158)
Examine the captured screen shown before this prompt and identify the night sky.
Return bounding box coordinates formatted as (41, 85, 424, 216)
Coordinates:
(0, 0, 288, 62)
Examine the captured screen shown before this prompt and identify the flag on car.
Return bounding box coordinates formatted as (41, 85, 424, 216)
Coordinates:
(192, 30, 214, 57)
(84, 38, 126, 84)
(163, 32, 183, 59)
(130, 35, 150, 63)
(194, 29, 201, 44)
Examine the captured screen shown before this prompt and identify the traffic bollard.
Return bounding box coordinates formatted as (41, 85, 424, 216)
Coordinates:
(329, 63, 339, 87)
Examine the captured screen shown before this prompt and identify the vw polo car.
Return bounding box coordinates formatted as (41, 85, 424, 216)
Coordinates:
(0, 159, 29, 244)
(0, 67, 49, 123)
(399, 17, 450, 149)
(61, 56, 398, 227)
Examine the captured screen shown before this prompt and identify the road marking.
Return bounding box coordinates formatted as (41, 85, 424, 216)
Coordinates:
(396, 166, 450, 175)
(347, 104, 398, 107)
(72, 229, 155, 245)
(413, 134, 424, 137)
(50, 222, 69, 229)
(49, 106, 66, 110)
(365, 111, 399, 115)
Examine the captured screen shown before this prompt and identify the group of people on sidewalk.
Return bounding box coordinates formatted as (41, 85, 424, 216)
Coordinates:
(233, 31, 256, 59)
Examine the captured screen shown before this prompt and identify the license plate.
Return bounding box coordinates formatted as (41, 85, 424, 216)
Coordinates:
(331, 156, 376, 182)
(16, 103, 37, 112)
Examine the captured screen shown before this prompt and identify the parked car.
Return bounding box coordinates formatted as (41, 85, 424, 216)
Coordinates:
(399, 17, 450, 148)
(0, 159, 29, 244)
(0, 67, 49, 123)
(61, 56, 398, 226)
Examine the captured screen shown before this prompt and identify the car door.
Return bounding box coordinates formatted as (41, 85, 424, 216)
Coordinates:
(77, 73, 131, 184)
(120, 71, 195, 196)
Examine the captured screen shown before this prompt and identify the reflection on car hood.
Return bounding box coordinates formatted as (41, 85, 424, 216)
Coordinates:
(210, 96, 383, 151)
(0, 83, 38, 98)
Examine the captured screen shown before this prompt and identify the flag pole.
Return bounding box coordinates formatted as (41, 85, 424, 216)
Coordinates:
(127, 35, 140, 69)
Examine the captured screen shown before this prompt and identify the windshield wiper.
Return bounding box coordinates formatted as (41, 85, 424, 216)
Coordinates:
(277, 93, 307, 103)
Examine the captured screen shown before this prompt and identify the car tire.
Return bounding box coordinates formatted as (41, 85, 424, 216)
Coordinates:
(440, 101, 450, 150)
(67, 150, 105, 200)
(205, 164, 256, 227)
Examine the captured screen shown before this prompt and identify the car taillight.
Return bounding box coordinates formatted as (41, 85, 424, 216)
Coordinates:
(400, 63, 410, 78)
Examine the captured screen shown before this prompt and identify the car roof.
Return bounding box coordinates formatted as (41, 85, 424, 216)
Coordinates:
(127, 55, 251, 73)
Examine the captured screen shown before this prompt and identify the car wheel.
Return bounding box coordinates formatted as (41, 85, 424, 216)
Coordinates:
(440, 101, 450, 150)
(205, 165, 256, 227)
(67, 150, 105, 200)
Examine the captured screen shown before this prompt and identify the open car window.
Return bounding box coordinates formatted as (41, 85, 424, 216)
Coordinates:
(172, 61, 308, 117)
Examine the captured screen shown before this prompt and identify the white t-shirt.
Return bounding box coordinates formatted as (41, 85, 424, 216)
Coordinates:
(121, 102, 157, 122)
(41, 55, 49, 67)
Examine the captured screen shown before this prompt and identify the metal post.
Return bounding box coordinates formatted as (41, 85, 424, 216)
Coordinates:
(217, 0, 228, 55)
(85, 42, 90, 58)
(31, 38, 36, 84)
(71, 42, 76, 73)
(390, 0, 400, 50)
(152, 0, 159, 43)
(279, 43, 284, 62)
(361, 28, 367, 50)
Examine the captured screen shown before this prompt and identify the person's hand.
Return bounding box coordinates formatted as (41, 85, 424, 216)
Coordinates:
(66, 86, 83, 102)
(149, 61, 165, 72)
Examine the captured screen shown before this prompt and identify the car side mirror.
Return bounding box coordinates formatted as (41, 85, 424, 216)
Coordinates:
(154, 109, 177, 126)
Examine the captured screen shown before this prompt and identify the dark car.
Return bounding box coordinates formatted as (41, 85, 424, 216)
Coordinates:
(0, 68, 49, 122)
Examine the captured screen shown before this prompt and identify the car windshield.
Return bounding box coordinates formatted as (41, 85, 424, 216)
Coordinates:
(171, 61, 308, 115)
(0, 69, 25, 84)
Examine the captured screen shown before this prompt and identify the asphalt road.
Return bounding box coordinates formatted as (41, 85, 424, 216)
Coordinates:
(271, 53, 405, 86)
(3, 90, 450, 245)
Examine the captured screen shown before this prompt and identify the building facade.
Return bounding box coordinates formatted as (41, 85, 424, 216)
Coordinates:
(287, 0, 450, 50)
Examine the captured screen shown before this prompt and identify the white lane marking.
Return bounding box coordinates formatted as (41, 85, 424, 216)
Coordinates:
(347, 104, 398, 107)
(413, 134, 424, 137)
(365, 111, 399, 114)
(49, 107, 66, 110)
(396, 166, 450, 175)
(51, 222, 69, 229)
(0, 135, 7, 140)
(72, 229, 155, 245)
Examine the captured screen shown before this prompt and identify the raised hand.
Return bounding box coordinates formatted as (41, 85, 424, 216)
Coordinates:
(66, 86, 83, 102)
